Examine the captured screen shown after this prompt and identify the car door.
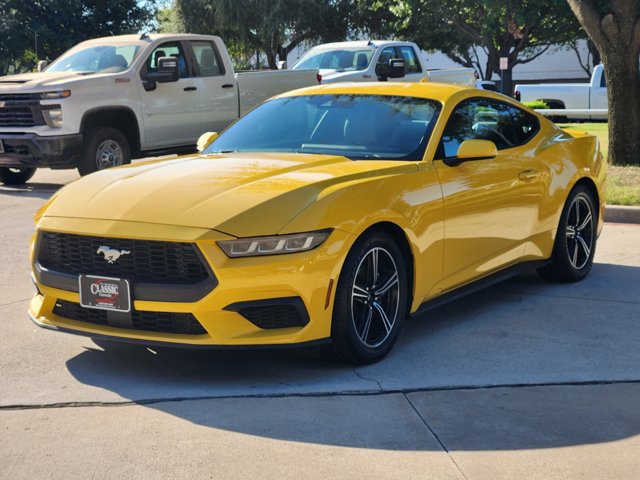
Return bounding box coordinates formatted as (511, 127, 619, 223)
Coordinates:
(138, 41, 201, 148)
(433, 97, 545, 291)
(188, 39, 239, 133)
(591, 69, 607, 112)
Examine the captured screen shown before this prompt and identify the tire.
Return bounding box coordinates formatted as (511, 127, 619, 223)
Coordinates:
(78, 127, 131, 176)
(0, 167, 36, 185)
(538, 184, 597, 282)
(329, 231, 409, 364)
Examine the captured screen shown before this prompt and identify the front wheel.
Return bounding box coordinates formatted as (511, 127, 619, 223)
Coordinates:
(329, 231, 408, 364)
(0, 167, 36, 185)
(538, 184, 597, 282)
(78, 127, 131, 176)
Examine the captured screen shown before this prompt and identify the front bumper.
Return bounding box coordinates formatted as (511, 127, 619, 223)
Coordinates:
(0, 133, 83, 169)
(29, 216, 351, 347)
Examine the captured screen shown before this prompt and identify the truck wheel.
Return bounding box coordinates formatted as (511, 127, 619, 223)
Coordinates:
(0, 167, 36, 185)
(79, 127, 131, 176)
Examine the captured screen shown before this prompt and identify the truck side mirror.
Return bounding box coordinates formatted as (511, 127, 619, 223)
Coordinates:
(37, 60, 49, 72)
(388, 58, 405, 79)
(147, 57, 179, 84)
(378, 58, 405, 81)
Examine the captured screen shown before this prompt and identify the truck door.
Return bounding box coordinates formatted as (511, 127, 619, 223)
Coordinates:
(396, 45, 425, 83)
(138, 41, 201, 149)
(188, 40, 238, 133)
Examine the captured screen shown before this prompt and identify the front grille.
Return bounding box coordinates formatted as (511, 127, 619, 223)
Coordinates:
(0, 93, 45, 127)
(53, 300, 207, 335)
(38, 232, 210, 285)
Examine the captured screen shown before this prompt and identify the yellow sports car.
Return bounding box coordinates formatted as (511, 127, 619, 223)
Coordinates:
(29, 82, 605, 364)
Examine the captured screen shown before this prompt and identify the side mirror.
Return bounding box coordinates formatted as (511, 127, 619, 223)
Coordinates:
(377, 58, 405, 81)
(388, 58, 405, 79)
(444, 139, 497, 167)
(37, 60, 49, 72)
(197, 131, 219, 152)
(147, 56, 179, 83)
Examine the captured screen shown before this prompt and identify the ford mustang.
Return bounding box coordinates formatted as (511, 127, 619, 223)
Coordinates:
(29, 82, 606, 363)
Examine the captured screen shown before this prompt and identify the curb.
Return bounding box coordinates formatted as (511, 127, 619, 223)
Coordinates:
(604, 205, 640, 224)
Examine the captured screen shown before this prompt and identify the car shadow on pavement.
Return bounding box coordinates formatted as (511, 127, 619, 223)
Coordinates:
(64, 262, 640, 451)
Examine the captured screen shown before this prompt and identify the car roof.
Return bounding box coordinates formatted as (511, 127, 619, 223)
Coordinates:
(309, 40, 415, 50)
(277, 81, 470, 103)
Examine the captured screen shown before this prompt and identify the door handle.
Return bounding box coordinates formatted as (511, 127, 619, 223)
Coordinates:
(518, 169, 540, 181)
(183, 86, 197, 91)
(221, 84, 235, 89)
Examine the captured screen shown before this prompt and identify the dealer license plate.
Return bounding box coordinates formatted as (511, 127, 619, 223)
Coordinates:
(79, 275, 131, 312)
(0, 140, 4, 154)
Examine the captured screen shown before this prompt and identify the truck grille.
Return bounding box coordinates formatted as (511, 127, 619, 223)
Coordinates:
(0, 93, 45, 127)
(37, 232, 211, 285)
(53, 300, 207, 335)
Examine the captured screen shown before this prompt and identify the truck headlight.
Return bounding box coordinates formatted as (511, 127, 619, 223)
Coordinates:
(43, 107, 63, 128)
(40, 90, 71, 99)
(217, 229, 332, 258)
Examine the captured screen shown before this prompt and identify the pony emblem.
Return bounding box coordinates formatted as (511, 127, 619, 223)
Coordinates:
(97, 246, 130, 264)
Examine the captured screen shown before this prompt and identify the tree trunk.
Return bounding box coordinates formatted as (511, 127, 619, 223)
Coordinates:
(602, 48, 640, 166)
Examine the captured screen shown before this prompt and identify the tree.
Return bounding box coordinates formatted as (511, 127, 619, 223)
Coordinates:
(567, 0, 640, 166)
(0, 0, 157, 75)
(174, 0, 351, 69)
(359, 0, 582, 94)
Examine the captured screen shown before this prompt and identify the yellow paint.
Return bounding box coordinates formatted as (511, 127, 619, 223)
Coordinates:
(30, 82, 606, 346)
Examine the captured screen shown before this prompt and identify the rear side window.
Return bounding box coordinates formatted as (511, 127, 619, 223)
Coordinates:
(398, 46, 422, 74)
(439, 98, 540, 158)
(191, 41, 225, 77)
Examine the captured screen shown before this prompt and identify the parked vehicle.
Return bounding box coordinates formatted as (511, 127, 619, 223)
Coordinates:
(30, 82, 605, 364)
(291, 40, 477, 87)
(514, 64, 607, 120)
(0, 34, 318, 184)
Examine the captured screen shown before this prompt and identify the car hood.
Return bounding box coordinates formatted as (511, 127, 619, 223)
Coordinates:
(41, 153, 417, 237)
(0, 71, 108, 90)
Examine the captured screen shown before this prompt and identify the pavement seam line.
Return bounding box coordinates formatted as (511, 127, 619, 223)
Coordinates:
(403, 393, 469, 480)
(2, 379, 638, 412)
(0, 298, 32, 308)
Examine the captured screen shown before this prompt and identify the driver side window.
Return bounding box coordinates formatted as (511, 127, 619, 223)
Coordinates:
(439, 98, 539, 158)
(142, 42, 191, 79)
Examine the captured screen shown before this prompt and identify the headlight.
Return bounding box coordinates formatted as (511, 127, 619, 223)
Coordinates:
(40, 90, 71, 99)
(218, 229, 332, 258)
(42, 107, 63, 128)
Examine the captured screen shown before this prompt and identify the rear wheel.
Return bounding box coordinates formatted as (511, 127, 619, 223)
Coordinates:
(0, 167, 36, 185)
(78, 127, 131, 176)
(329, 231, 408, 364)
(538, 185, 597, 282)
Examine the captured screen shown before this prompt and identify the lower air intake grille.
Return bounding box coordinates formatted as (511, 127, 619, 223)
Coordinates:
(225, 297, 310, 329)
(53, 300, 207, 335)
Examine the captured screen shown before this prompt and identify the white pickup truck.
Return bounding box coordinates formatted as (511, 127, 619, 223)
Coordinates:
(514, 64, 607, 120)
(0, 33, 318, 184)
(290, 40, 477, 87)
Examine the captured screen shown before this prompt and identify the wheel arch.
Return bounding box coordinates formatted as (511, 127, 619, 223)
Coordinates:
(539, 99, 566, 109)
(357, 221, 415, 316)
(80, 107, 141, 157)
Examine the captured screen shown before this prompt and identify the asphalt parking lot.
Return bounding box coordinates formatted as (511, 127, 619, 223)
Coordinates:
(1, 165, 639, 479)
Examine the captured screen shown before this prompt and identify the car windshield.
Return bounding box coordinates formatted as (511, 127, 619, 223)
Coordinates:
(46, 44, 142, 74)
(205, 94, 441, 161)
(292, 48, 375, 72)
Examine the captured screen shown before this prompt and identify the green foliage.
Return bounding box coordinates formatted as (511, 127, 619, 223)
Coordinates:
(173, 0, 351, 69)
(0, 0, 158, 75)
(523, 100, 549, 109)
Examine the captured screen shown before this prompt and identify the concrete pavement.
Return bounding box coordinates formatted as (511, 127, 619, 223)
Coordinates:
(1, 167, 639, 479)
